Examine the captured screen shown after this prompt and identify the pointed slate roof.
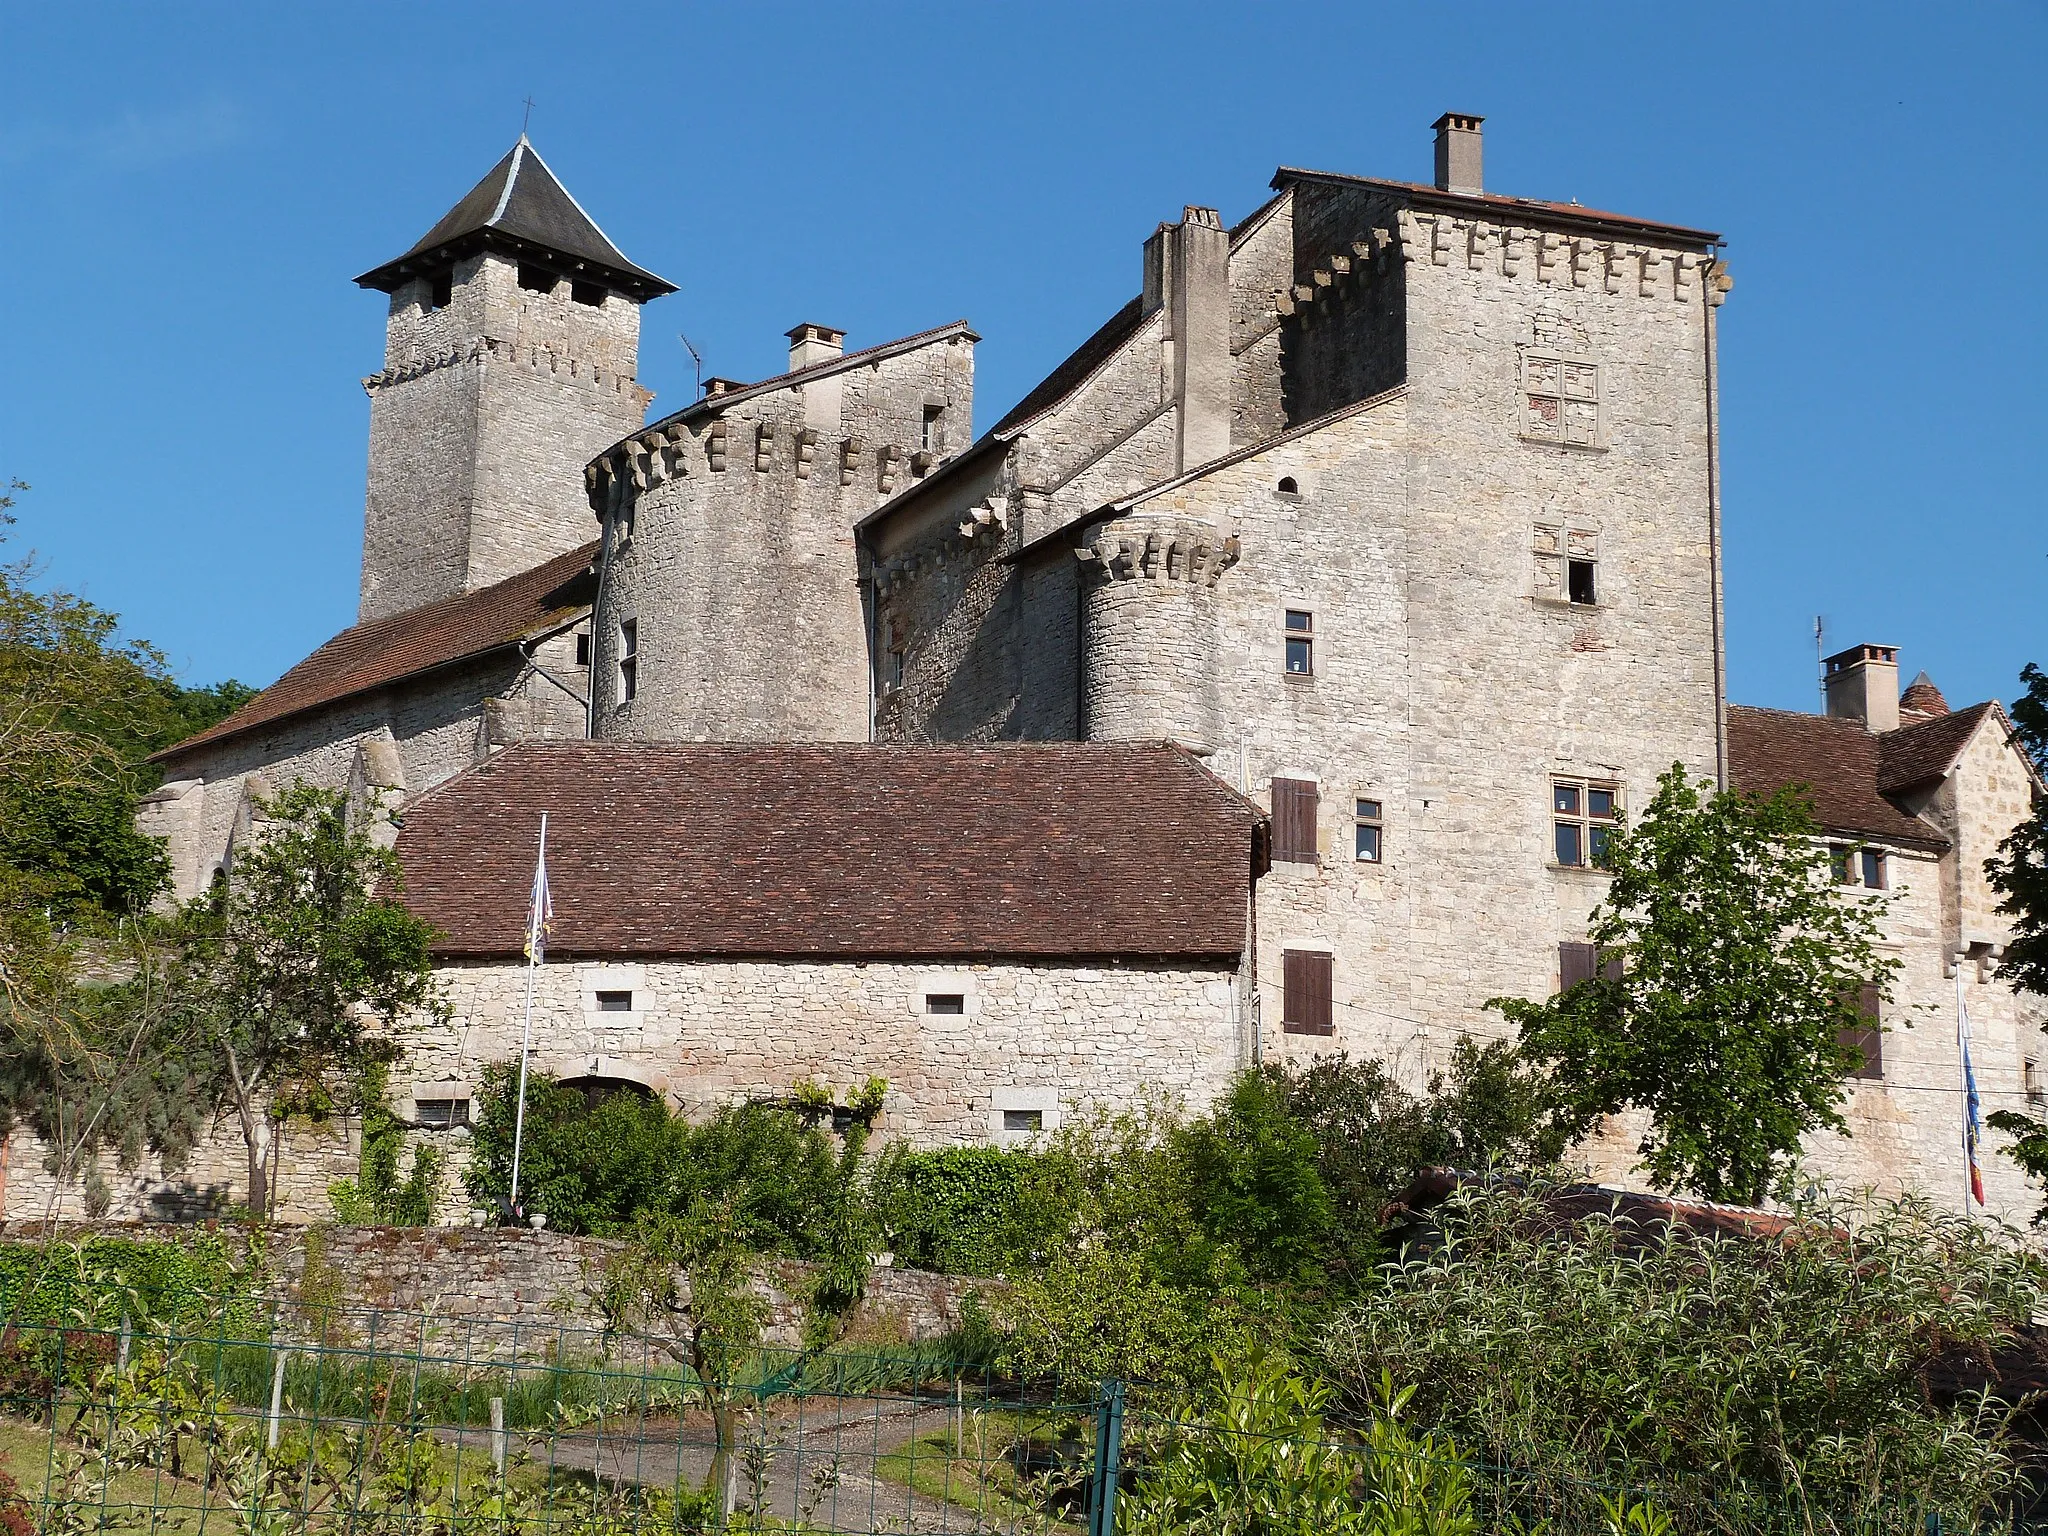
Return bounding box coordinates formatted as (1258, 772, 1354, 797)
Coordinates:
(355, 138, 674, 301)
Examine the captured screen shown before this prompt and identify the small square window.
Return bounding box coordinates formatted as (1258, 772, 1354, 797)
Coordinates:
(1354, 799, 1383, 863)
(926, 993, 966, 1015)
(595, 989, 633, 1012)
(1002, 1108, 1043, 1133)
(415, 1098, 470, 1129)
(1554, 784, 1581, 815)
(1284, 610, 1314, 677)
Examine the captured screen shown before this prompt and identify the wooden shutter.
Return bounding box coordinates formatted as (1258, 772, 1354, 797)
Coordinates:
(1838, 982, 1883, 1080)
(1559, 941, 1598, 993)
(1271, 778, 1319, 864)
(1282, 949, 1333, 1035)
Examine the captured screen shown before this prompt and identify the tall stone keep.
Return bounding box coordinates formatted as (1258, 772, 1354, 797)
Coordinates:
(353, 138, 674, 622)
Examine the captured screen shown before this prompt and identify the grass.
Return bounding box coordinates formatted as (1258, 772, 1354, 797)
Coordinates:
(870, 1407, 1085, 1531)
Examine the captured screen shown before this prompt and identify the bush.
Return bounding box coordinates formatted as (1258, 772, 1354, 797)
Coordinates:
(870, 1145, 1047, 1275)
(0, 1230, 254, 1330)
(1317, 1180, 2038, 1521)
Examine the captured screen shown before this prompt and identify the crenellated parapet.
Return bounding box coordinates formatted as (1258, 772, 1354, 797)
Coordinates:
(1075, 518, 1241, 587)
(871, 496, 1010, 600)
(583, 412, 941, 515)
(363, 334, 648, 400)
(1278, 208, 1730, 330)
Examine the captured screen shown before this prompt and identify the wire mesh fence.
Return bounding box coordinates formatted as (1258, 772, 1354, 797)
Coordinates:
(0, 1298, 2026, 1534)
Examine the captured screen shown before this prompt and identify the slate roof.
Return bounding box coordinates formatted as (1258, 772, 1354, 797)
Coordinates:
(392, 740, 1263, 961)
(154, 544, 598, 763)
(355, 138, 674, 301)
(1726, 705, 1951, 851)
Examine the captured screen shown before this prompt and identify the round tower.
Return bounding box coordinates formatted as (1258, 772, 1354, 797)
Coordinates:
(1076, 511, 1239, 756)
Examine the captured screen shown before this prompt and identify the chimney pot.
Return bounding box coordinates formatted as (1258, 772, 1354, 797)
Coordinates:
(701, 376, 747, 398)
(1432, 112, 1485, 195)
(786, 322, 846, 372)
(1823, 643, 1901, 734)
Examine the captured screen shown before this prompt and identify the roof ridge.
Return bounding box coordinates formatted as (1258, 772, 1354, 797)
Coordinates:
(484, 138, 525, 227)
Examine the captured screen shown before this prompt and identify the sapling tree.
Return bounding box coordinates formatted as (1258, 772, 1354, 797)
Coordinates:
(1490, 763, 1896, 1204)
(173, 783, 441, 1218)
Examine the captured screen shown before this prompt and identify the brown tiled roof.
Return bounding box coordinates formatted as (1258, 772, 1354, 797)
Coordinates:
(155, 544, 598, 762)
(1899, 671, 1950, 719)
(1877, 703, 1995, 794)
(393, 740, 1261, 961)
(1726, 706, 1949, 851)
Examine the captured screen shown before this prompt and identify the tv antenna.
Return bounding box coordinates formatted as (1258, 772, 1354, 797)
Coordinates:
(1815, 615, 1827, 706)
(678, 332, 705, 399)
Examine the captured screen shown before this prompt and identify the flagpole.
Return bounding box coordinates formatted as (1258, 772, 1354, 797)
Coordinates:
(508, 813, 548, 1222)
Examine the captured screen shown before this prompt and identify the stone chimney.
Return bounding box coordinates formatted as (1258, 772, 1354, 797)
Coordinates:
(1433, 112, 1484, 194)
(786, 322, 846, 371)
(1824, 644, 1901, 734)
(1141, 206, 1231, 472)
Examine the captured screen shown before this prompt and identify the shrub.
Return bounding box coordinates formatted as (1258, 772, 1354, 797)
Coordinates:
(1318, 1180, 2038, 1521)
(870, 1145, 1047, 1275)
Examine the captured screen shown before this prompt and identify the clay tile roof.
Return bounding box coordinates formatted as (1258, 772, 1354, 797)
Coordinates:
(154, 543, 598, 763)
(1877, 703, 1995, 795)
(393, 740, 1261, 961)
(1726, 705, 1949, 851)
(1899, 671, 1950, 719)
(355, 138, 674, 301)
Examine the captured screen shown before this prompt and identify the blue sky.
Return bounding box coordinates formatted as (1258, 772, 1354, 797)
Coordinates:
(0, 3, 2041, 714)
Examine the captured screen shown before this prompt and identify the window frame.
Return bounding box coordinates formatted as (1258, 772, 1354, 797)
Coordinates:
(414, 1097, 471, 1129)
(1353, 797, 1384, 864)
(617, 617, 638, 706)
(594, 989, 634, 1013)
(925, 993, 966, 1016)
(1283, 609, 1315, 679)
(1552, 777, 1621, 869)
(1521, 351, 1602, 448)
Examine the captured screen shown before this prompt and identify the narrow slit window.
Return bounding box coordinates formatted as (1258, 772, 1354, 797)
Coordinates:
(617, 619, 638, 705)
(595, 989, 633, 1013)
(574, 631, 591, 668)
(2028, 1058, 2043, 1106)
(1354, 798, 1383, 863)
(1284, 610, 1314, 677)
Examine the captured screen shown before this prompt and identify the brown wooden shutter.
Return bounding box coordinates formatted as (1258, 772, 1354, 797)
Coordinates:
(1601, 951, 1625, 982)
(1559, 941, 1597, 993)
(1271, 778, 1320, 864)
(1838, 983, 1883, 1080)
(1283, 949, 1334, 1035)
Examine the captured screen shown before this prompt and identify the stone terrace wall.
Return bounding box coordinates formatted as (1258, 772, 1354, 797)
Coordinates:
(0, 1222, 980, 1360)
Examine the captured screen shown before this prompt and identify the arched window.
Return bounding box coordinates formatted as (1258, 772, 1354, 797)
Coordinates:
(1276, 476, 1299, 495)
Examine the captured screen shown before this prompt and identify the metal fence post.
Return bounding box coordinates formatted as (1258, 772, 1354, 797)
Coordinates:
(1088, 1379, 1126, 1536)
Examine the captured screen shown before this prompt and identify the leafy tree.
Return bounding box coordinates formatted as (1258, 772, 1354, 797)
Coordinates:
(173, 783, 442, 1218)
(0, 786, 169, 918)
(1265, 1043, 1568, 1280)
(1317, 1181, 2036, 1521)
(1490, 764, 1897, 1205)
(1174, 1070, 1333, 1286)
(464, 1066, 686, 1234)
(1987, 662, 2048, 1000)
(0, 910, 209, 1220)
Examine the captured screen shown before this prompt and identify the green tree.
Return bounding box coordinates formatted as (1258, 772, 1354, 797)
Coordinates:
(1489, 764, 1896, 1204)
(173, 783, 442, 1218)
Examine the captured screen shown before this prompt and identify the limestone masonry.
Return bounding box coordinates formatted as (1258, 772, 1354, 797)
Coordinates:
(43, 115, 2040, 1228)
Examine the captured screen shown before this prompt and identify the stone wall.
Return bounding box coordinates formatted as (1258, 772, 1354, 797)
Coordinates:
(405, 953, 1243, 1154)
(0, 1222, 981, 1359)
(361, 253, 649, 622)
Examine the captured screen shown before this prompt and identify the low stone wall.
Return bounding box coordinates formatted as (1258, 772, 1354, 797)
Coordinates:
(0, 1220, 982, 1360)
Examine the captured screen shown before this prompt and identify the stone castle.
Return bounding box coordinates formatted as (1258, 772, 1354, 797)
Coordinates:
(28, 115, 2032, 1224)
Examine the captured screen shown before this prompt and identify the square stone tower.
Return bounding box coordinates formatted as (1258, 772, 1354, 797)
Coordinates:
(353, 138, 674, 622)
